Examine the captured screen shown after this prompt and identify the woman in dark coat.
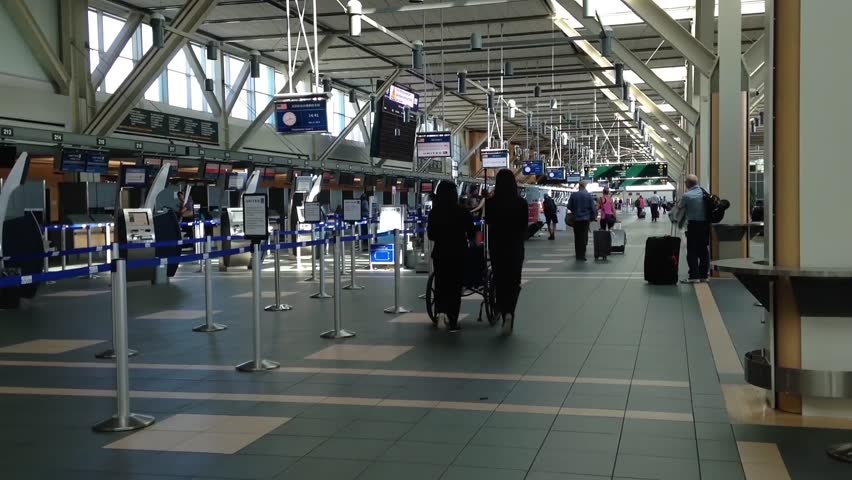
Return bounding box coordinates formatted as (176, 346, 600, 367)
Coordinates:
(485, 169, 528, 336)
(427, 182, 474, 332)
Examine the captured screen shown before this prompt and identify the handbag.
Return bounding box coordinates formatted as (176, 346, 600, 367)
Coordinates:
(565, 212, 575, 227)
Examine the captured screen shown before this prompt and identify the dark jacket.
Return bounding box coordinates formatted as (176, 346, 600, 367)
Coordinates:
(485, 195, 528, 254)
(427, 204, 474, 261)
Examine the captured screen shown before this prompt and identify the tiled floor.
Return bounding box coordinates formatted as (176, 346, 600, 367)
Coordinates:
(0, 218, 845, 479)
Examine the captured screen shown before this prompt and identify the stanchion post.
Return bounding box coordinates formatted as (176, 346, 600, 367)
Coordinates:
(86, 225, 95, 279)
(194, 236, 226, 332)
(384, 229, 410, 314)
(42, 227, 50, 273)
(236, 242, 280, 372)
(105, 224, 112, 264)
(60, 225, 67, 271)
(321, 233, 355, 338)
(311, 226, 332, 299)
(344, 222, 364, 290)
(303, 228, 316, 282)
(95, 244, 138, 359)
(93, 245, 154, 432)
(265, 228, 293, 312)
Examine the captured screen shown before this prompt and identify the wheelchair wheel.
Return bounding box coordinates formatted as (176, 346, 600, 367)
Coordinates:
(425, 272, 438, 324)
(485, 271, 499, 326)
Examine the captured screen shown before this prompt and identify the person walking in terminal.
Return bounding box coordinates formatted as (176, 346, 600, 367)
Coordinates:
(542, 194, 558, 240)
(678, 174, 711, 283)
(597, 187, 616, 231)
(485, 169, 528, 336)
(566, 180, 596, 261)
(648, 190, 661, 222)
(427, 182, 474, 332)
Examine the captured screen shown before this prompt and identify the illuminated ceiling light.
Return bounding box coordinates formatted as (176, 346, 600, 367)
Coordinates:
(550, 98, 558, 110)
(151, 14, 166, 49)
(508, 99, 516, 118)
(470, 32, 483, 51)
(347, 0, 363, 37)
(457, 71, 467, 93)
(412, 40, 424, 69)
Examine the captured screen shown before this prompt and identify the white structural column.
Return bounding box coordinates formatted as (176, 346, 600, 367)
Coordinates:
(797, 0, 852, 418)
(716, 0, 747, 245)
(695, 0, 713, 187)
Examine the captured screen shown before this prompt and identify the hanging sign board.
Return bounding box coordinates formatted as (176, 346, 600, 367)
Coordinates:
(416, 131, 452, 159)
(303, 201, 322, 223)
(521, 160, 544, 176)
(118, 108, 219, 144)
(566, 172, 582, 183)
(241, 193, 268, 241)
(481, 148, 509, 169)
(546, 167, 566, 181)
(343, 199, 361, 222)
(295, 175, 313, 193)
(273, 93, 330, 134)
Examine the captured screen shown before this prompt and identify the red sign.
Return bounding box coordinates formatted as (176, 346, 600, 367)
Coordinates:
(528, 203, 540, 224)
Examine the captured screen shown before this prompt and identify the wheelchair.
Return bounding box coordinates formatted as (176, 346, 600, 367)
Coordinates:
(425, 244, 498, 326)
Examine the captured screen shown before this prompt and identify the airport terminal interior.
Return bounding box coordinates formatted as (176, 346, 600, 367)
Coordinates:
(0, 0, 850, 479)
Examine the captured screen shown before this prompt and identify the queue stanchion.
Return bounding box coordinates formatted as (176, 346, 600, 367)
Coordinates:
(310, 227, 332, 299)
(105, 223, 112, 264)
(194, 221, 204, 273)
(265, 228, 292, 312)
(93, 244, 154, 432)
(236, 242, 280, 372)
(60, 225, 67, 271)
(303, 229, 316, 282)
(321, 232, 355, 339)
(41, 227, 50, 273)
(343, 222, 364, 290)
(95, 244, 138, 359)
(384, 229, 410, 314)
(86, 225, 97, 279)
(194, 236, 226, 332)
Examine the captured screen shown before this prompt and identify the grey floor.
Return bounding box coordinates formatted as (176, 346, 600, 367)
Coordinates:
(0, 216, 847, 479)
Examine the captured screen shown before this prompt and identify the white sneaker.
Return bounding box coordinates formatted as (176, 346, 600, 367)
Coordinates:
(501, 313, 514, 336)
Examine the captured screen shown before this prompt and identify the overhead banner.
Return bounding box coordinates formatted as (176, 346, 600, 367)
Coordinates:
(118, 109, 219, 144)
(481, 148, 509, 169)
(416, 132, 452, 159)
(566, 172, 582, 183)
(273, 94, 329, 134)
(521, 160, 544, 176)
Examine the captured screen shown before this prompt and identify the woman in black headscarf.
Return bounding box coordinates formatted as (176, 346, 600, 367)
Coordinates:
(485, 169, 528, 336)
(427, 182, 474, 332)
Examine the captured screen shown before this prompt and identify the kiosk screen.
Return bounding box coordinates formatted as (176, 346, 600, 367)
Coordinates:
(128, 211, 150, 227)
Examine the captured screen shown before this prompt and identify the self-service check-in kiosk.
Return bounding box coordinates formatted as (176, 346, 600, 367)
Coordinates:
(115, 165, 160, 283)
(219, 170, 261, 271)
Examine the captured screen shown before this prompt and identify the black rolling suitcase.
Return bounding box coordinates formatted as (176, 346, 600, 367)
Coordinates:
(644, 227, 681, 285)
(526, 221, 544, 239)
(593, 229, 612, 260)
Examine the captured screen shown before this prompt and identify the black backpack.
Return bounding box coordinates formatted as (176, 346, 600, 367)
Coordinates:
(702, 189, 729, 223)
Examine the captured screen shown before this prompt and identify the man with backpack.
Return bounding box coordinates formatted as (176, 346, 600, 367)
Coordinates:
(543, 194, 558, 240)
(677, 175, 711, 283)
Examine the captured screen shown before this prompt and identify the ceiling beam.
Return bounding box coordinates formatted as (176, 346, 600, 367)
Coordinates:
(224, 61, 251, 117)
(183, 44, 221, 117)
(92, 12, 143, 89)
(4, 0, 71, 93)
(619, 0, 717, 76)
(743, 33, 766, 76)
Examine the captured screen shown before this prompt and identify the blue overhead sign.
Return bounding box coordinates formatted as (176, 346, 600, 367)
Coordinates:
(85, 151, 109, 174)
(521, 160, 544, 176)
(546, 167, 566, 181)
(274, 95, 329, 134)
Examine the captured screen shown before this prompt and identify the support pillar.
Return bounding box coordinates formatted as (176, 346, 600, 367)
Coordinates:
(711, 0, 748, 262)
(694, 0, 713, 183)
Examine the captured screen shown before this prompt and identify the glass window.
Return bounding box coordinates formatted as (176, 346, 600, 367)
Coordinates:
(88, 9, 99, 51)
(105, 57, 133, 94)
(190, 77, 204, 111)
(145, 77, 161, 102)
(168, 49, 187, 73)
(167, 70, 188, 108)
(274, 71, 286, 92)
(141, 23, 152, 52)
(232, 90, 249, 120)
(102, 14, 125, 52)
